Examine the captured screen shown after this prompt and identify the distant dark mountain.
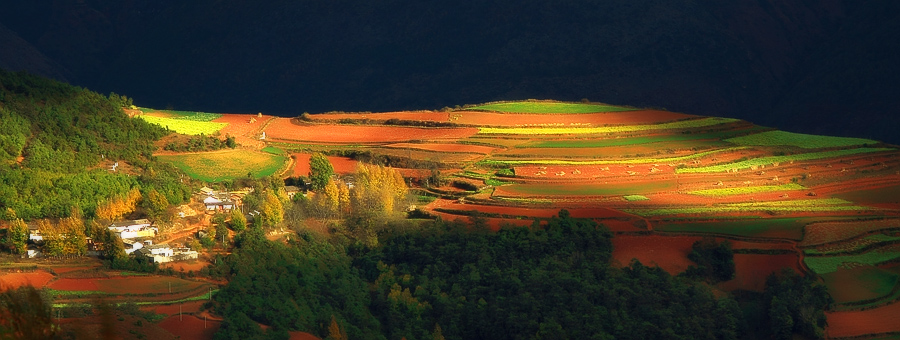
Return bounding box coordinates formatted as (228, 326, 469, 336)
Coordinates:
(1, 0, 897, 143)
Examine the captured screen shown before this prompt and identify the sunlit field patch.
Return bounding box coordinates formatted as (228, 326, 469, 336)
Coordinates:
(137, 115, 227, 135)
(478, 117, 738, 135)
(726, 130, 879, 149)
(158, 149, 287, 182)
(687, 183, 805, 196)
(466, 101, 633, 113)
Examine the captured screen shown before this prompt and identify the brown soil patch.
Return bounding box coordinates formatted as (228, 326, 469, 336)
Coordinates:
(49, 278, 99, 291)
(385, 143, 499, 154)
(718, 254, 800, 292)
(289, 331, 323, 340)
(801, 218, 900, 247)
(147, 300, 208, 316)
(0, 270, 54, 290)
(826, 300, 900, 338)
(265, 119, 478, 143)
(291, 153, 358, 177)
(158, 314, 221, 340)
(214, 113, 272, 148)
(307, 111, 450, 123)
(611, 235, 699, 274)
(161, 260, 211, 273)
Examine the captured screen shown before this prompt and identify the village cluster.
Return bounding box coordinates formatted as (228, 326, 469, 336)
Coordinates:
(20, 186, 264, 263)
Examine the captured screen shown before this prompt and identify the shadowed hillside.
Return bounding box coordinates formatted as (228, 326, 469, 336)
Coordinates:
(0, 0, 897, 143)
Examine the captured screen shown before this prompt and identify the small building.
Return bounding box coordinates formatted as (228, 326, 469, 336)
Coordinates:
(27, 224, 43, 242)
(123, 239, 144, 254)
(204, 196, 235, 212)
(285, 186, 301, 200)
(136, 244, 175, 263)
(108, 219, 152, 233)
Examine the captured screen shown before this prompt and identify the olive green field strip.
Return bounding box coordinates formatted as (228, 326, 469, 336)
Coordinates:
(726, 130, 880, 149)
(465, 102, 634, 113)
(477, 117, 739, 135)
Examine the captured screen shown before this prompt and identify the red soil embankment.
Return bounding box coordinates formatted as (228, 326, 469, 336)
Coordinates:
(611, 235, 698, 274)
(718, 254, 800, 292)
(266, 119, 478, 143)
(826, 301, 900, 338)
(0, 270, 54, 290)
(158, 315, 221, 340)
(292, 153, 358, 177)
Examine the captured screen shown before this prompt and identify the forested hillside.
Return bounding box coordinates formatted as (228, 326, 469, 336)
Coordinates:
(208, 212, 831, 340)
(0, 70, 189, 220)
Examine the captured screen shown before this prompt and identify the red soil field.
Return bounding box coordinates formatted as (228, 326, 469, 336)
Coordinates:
(306, 111, 450, 123)
(826, 300, 900, 338)
(428, 210, 534, 231)
(49, 278, 99, 291)
(48, 276, 204, 294)
(292, 153, 359, 177)
(51, 264, 101, 274)
(148, 300, 207, 316)
(0, 271, 54, 290)
(162, 260, 211, 273)
(428, 198, 630, 219)
(728, 240, 796, 252)
(265, 119, 478, 143)
(289, 331, 323, 340)
(611, 235, 699, 274)
(385, 143, 499, 154)
(453, 110, 695, 126)
(158, 314, 221, 340)
(214, 114, 272, 148)
(718, 254, 800, 292)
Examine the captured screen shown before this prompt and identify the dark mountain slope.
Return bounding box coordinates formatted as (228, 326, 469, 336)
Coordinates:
(0, 0, 896, 143)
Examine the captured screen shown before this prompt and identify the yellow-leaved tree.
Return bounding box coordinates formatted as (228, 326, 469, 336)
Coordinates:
(95, 187, 141, 222)
(350, 163, 408, 218)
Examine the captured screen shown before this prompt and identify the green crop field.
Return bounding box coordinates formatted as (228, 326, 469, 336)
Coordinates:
(687, 183, 805, 196)
(676, 147, 895, 173)
(726, 130, 879, 149)
(498, 181, 675, 197)
(158, 149, 287, 182)
(466, 101, 633, 113)
(137, 115, 227, 135)
(478, 117, 739, 135)
(820, 266, 899, 305)
(625, 199, 867, 217)
(524, 126, 768, 148)
(481, 147, 740, 166)
(805, 234, 900, 255)
(655, 218, 807, 240)
(805, 247, 900, 274)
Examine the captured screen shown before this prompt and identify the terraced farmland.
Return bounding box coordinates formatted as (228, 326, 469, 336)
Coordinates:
(151, 100, 900, 338)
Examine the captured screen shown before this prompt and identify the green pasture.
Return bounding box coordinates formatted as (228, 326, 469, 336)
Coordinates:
(466, 101, 633, 113)
(820, 265, 898, 305)
(805, 248, 900, 274)
(687, 183, 805, 196)
(481, 147, 741, 166)
(137, 115, 226, 135)
(676, 147, 894, 174)
(525, 126, 768, 148)
(478, 117, 739, 135)
(158, 149, 287, 182)
(499, 181, 675, 197)
(655, 218, 807, 240)
(624, 199, 869, 217)
(138, 108, 222, 121)
(726, 130, 879, 149)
